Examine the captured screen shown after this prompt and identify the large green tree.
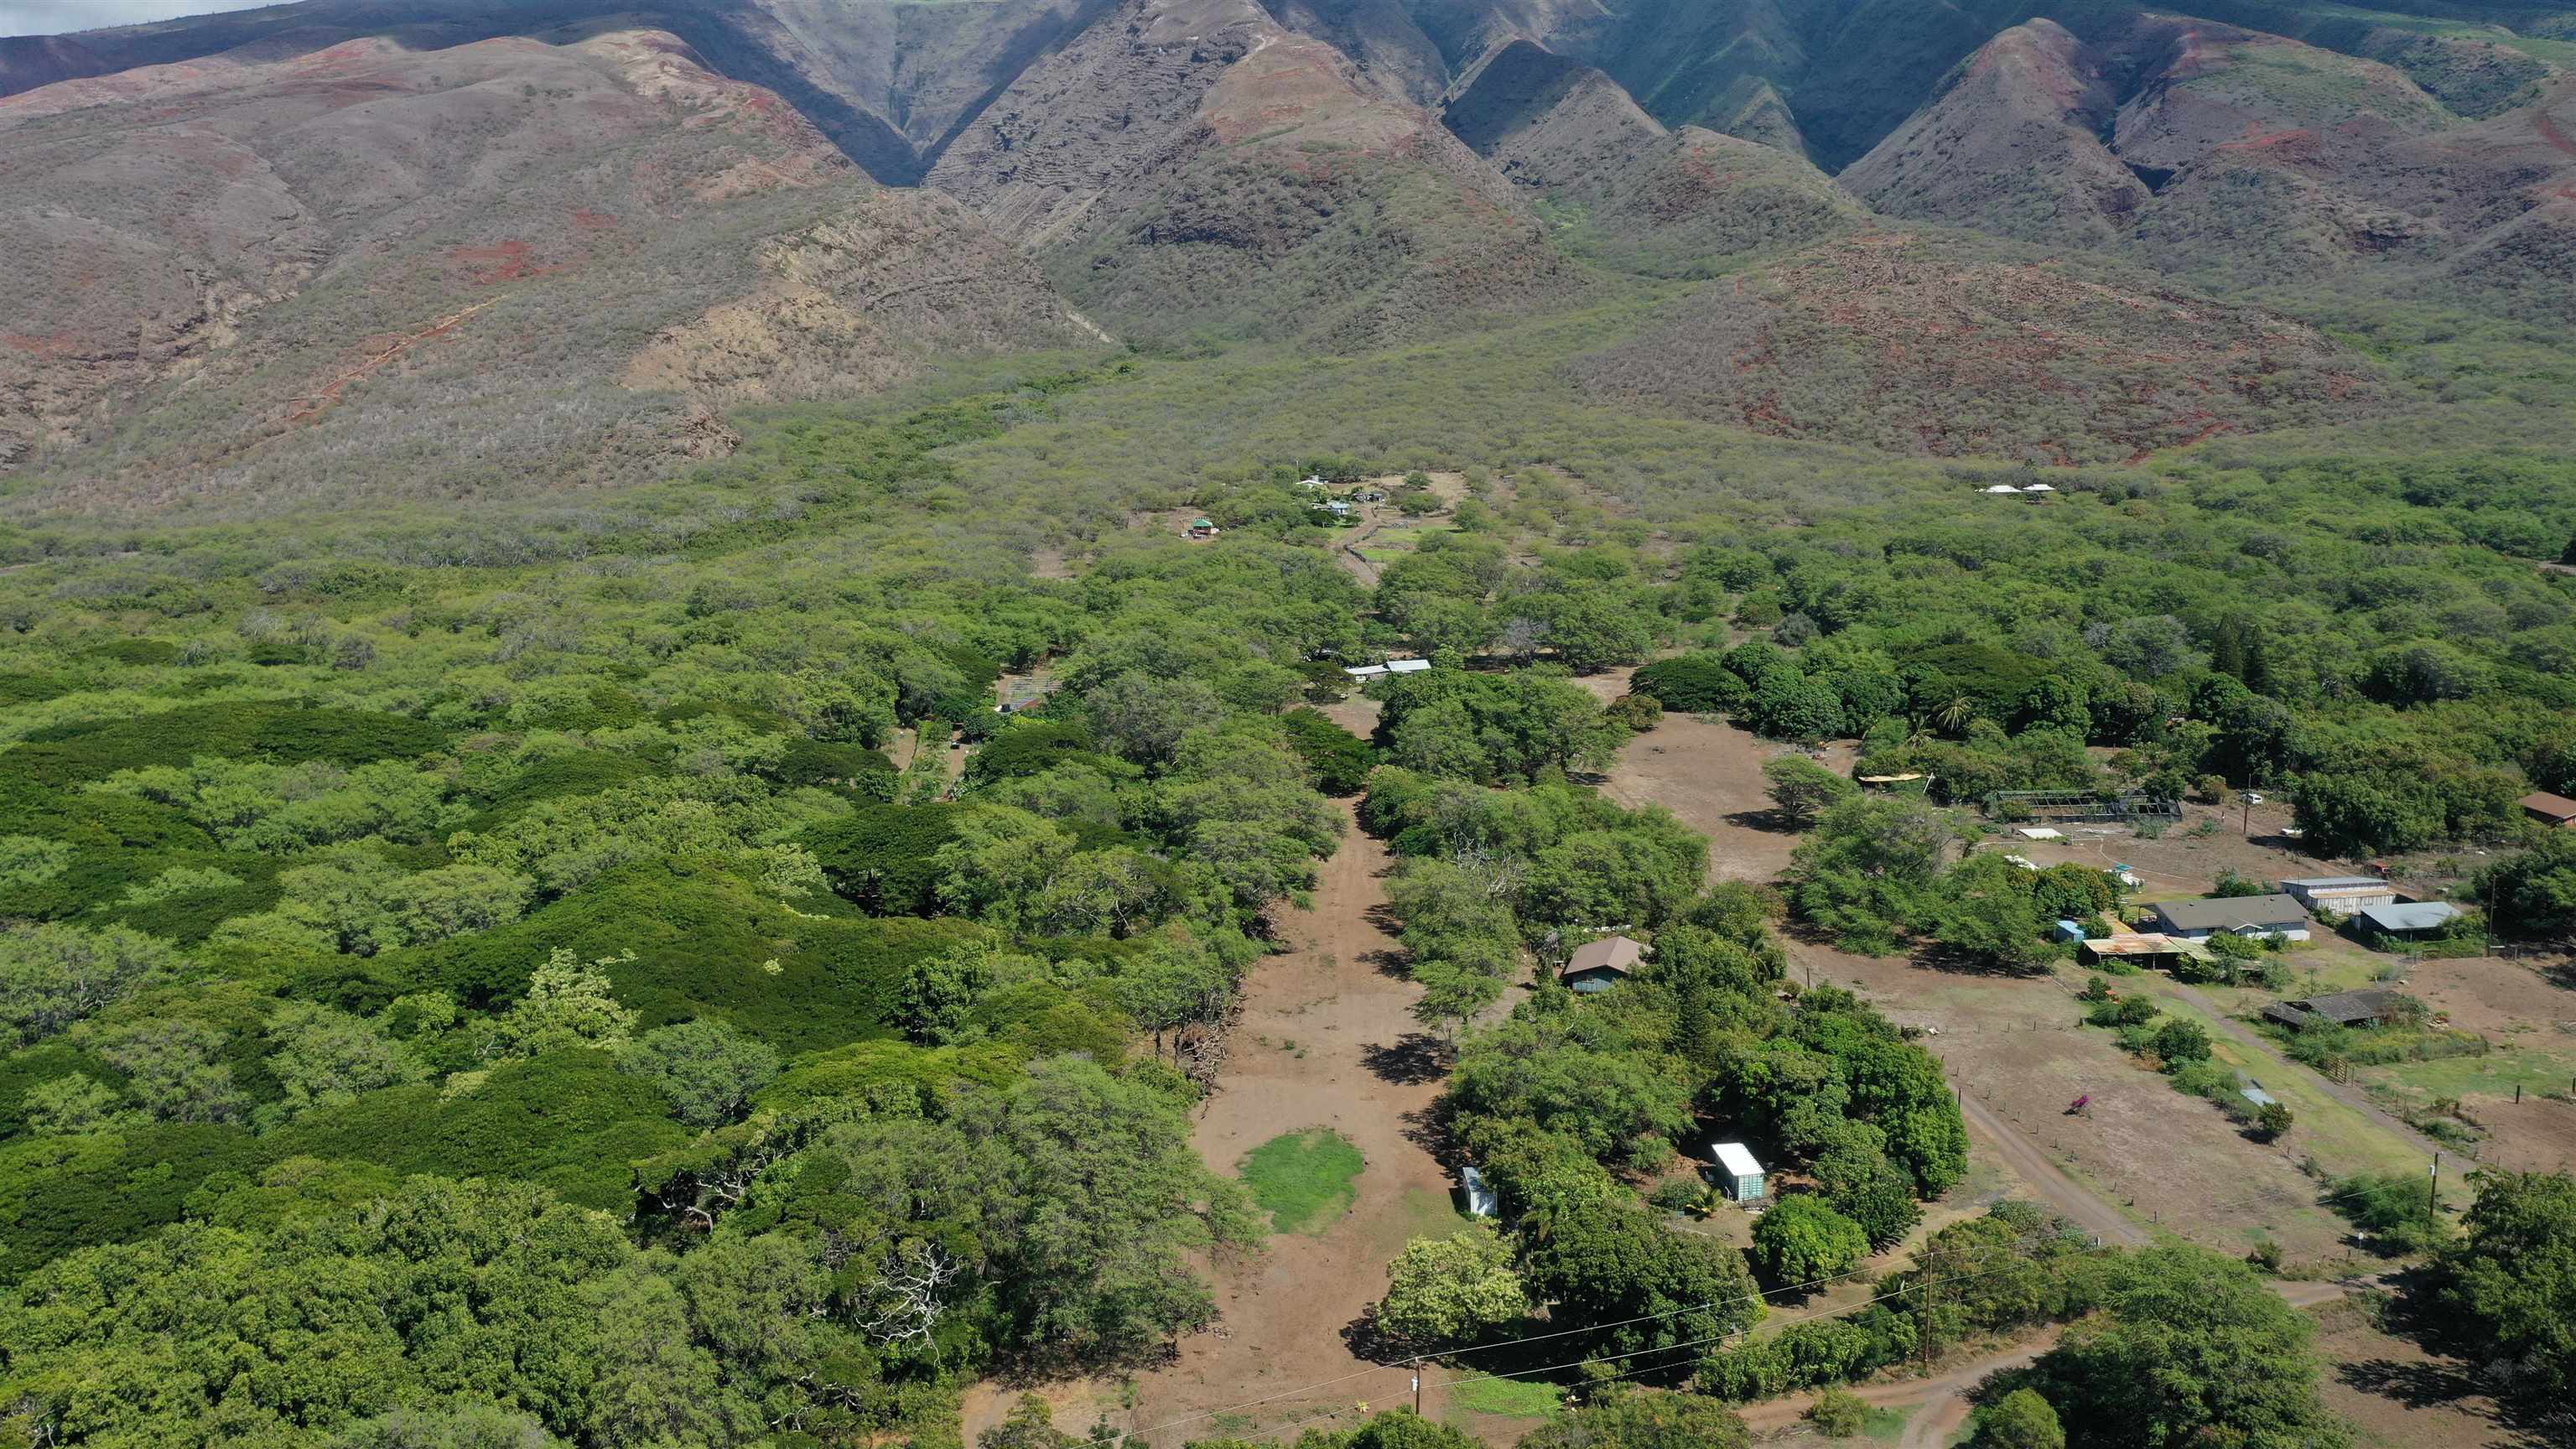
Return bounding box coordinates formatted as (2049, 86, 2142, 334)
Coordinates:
(2028, 1245, 2349, 1448)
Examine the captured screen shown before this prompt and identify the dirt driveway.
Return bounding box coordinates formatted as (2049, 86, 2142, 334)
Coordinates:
(1582, 703, 2354, 1258)
(1111, 806, 1477, 1446)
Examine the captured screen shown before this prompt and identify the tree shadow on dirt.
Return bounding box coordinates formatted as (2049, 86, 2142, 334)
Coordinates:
(1363, 1033, 1453, 1087)
(1724, 808, 1802, 835)
(1400, 1098, 1457, 1164)
(2340, 1273, 2574, 1448)
(2340, 1358, 2490, 1411)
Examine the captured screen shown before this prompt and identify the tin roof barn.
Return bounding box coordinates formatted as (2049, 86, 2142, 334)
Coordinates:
(1561, 935, 1644, 993)
(2150, 894, 2310, 940)
(2279, 875, 2397, 912)
(2262, 989, 2408, 1030)
(2356, 901, 2464, 937)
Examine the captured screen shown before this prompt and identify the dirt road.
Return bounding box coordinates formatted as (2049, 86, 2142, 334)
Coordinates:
(1585, 704, 2158, 1251)
(1734, 1270, 2376, 1444)
(2150, 978, 2444, 1160)
(1735, 1337, 2059, 1438)
(1953, 1091, 2149, 1248)
(1113, 804, 1466, 1446)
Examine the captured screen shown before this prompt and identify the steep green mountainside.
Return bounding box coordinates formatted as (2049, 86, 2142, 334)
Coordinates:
(1440, 40, 1862, 275)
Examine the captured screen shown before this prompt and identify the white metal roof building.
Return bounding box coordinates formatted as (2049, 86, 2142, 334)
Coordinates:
(1710, 1142, 1766, 1202)
(2280, 875, 2397, 912)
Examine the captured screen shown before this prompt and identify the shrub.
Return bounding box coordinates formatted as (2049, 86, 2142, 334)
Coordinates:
(1752, 1194, 1872, 1290)
(1630, 654, 1746, 713)
(1807, 1388, 1868, 1438)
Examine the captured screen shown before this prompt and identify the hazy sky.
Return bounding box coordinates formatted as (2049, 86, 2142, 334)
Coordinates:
(0, 0, 251, 37)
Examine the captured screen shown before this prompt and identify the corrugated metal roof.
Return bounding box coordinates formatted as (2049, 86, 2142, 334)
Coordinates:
(2280, 876, 2388, 889)
(1711, 1142, 1763, 1176)
(1565, 936, 1644, 974)
(2359, 901, 2462, 932)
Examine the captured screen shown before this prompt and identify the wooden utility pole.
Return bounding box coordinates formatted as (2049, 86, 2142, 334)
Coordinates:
(1411, 1364, 1421, 1416)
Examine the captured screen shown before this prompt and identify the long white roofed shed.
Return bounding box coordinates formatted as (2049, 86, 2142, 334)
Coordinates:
(1711, 1142, 1765, 1202)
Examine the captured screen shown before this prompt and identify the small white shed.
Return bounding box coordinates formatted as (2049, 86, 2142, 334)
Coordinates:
(1711, 1142, 1766, 1202)
(1460, 1165, 1498, 1218)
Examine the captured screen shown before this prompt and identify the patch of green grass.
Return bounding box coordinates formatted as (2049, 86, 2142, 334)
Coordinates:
(1239, 1128, 1365, 1235)
(1444, 1376, 1562, 1420)
(2144, 991, 2428, 1181)
(2368, 1047, 2576, 1104)
(1860, 1405, 1911, 1442)
(1372, 1185, 1476, 1259)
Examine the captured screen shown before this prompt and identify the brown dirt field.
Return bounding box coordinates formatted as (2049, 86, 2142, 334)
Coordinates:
(1830, 957, 2352, 1260)
(1098, 807, 1490, 1448)
(2459, 1091, 2576, 1176)
(1999, 797, 2339, 901)
(1576, 667, 1857, 887)
(2405, 958, 2576, 1039)
(2308, 1298, 2533, 1449)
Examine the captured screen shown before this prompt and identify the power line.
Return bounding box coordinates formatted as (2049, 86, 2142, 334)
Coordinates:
(1093, 1226, 2100, 1447)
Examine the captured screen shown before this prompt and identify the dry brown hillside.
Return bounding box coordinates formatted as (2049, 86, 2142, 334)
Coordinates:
(1841, 12, 2576, 313)
(0, 27, 1105, 511)
(1570, 231, 2385, 465)
(1838, 19, 2152, 248)
(932, 0, 1585, 349)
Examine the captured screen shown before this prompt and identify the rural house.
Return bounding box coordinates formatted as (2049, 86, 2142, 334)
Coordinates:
(2149, 894, 2312, 942)
(1560, 935, 1645, 993)
(2262, 989, 2409, 1030)
(2280, 875, 2397, 913)
(2520, 792, 2576, 828)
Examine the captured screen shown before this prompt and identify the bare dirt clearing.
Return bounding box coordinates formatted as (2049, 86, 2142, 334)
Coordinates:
(1573, 667, 1856, 886)
(2310, 1297, 2537, 1449)
(1114, 808, 1483, 1447)
(1580, 694, 2362, 1259)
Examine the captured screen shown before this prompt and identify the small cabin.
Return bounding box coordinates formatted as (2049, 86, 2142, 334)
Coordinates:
(1460, 1165, 1498, 1219)
(2521, 792, 2576, 828)
(2149, 894, 2310, 942)
(1559, 935, 1645, 994)
(1711, 1142, 1765, 1202)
